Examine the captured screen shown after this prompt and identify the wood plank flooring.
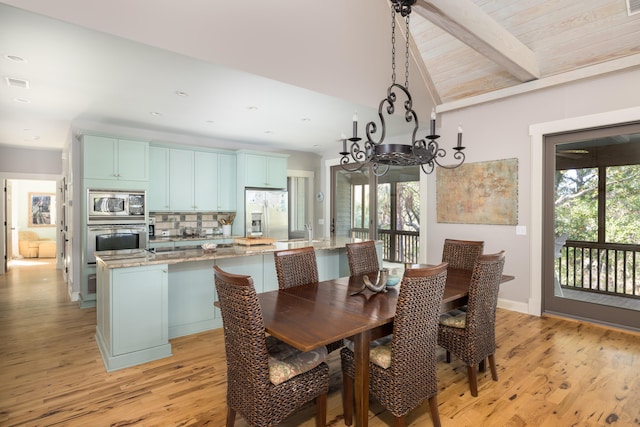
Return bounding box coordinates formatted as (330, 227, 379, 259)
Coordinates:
(1, 260, 639, 426)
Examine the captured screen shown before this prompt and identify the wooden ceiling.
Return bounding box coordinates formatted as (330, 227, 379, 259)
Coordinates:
(408, 0, 640, 105)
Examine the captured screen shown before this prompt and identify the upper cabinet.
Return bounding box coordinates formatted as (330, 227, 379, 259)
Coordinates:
(149, 146, 170, 210)
(148, 146, 236, 212)
(83, 135, 149, 183)
(239, 152, 288, 189)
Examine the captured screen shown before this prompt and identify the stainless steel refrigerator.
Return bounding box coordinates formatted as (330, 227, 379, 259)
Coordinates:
(245, 188, 288, 240)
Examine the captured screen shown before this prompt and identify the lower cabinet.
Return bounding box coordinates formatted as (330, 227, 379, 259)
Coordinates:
(95, 262, 172, 372)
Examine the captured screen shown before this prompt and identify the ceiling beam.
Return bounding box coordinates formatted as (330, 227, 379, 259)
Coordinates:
(413, 0, 540, 82)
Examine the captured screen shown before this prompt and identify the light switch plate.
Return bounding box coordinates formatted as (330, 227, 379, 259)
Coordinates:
(516, 226, 527, 235)
(318, 218, 324, 225)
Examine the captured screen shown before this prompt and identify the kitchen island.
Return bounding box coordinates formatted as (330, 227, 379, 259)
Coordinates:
(94, 237, 381, 371)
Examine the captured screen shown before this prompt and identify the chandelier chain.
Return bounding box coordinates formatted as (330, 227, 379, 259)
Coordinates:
(404, 14, 410, 89)
(391, 8, 397, 84)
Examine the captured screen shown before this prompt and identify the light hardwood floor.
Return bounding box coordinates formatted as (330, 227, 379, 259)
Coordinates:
(1, 260, 639, 426)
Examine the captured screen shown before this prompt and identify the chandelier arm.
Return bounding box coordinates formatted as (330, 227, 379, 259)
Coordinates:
(372, 162, 390, 177)
(433, 149, 466, 169)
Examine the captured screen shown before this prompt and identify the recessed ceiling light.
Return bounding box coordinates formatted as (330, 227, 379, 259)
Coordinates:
(5, 77, 30, 89)
(13, 97, 31, 103)
(205, 120, 215, 124)
(247, 106, 258, 111)
(175, 91, 189, 97)
(149, 111, 162, 116)
(4, 54, 26, 63)
(301, 117, 311, 122)
(264, 130, 273, 134)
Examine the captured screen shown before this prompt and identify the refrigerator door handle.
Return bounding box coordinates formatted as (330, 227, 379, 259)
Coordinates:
(262, 199, 269, 237)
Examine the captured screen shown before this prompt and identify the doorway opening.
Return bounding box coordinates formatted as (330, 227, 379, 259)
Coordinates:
(3, 179, 58, 274)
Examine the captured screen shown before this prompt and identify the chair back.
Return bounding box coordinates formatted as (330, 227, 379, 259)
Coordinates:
(346, 240, 380, 276)
(213, 266, 271, 399)
(390, 263, 448, 391)
(464, 251, 506, 354)
(273, 246, 319, 289)
(442, 238, 484, 270)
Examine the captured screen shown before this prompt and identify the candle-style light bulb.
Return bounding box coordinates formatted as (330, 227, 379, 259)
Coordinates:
(340, 131, 348, 154)
(352, 111, 358, 139)
(457, 124, 463, 148)
(430, 109, 436, 136)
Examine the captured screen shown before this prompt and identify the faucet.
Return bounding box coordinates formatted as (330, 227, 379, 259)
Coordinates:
(304, 223, 313, 241)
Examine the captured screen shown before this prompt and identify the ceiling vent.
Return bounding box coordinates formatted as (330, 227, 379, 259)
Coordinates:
(628, 0, 640, 15)
(5, 76, 30, 89)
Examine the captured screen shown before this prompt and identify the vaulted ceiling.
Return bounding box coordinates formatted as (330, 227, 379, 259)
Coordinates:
(1, 0, 639, 153)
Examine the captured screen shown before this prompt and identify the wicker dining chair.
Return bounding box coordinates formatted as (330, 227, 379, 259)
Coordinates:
(441, 238, 484, 271)
(340, 263, 448, 427)
(345, 240, 380, 276)
(273, 247, 343, 353)
(273, 246, 319, 289)
(437, 251, 506, 397)
(213, 265, 329, 427)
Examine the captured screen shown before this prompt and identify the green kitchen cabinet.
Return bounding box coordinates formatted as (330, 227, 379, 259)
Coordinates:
(149, 146, 170, 210)
(83, 135, 148, 182)
(216, 153, 236, 211)
(194, 151, 218, 211)
(95, 262, 171, 371)
(169, 148, 195, 211)
(243, 153, 288, 189)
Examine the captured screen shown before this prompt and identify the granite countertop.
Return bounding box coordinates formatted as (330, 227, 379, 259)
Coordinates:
(96, 237, 374, 269)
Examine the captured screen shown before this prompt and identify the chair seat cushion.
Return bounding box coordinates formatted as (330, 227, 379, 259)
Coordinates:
(344, 335, 394, 369)
(266, 336, 328, 385)
(439, 306, 467, 329)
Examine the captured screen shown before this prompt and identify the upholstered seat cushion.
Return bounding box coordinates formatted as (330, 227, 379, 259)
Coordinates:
(266, 336, 328, 385)
(344, 335, 394, 369)
(439, 306, 468, 328)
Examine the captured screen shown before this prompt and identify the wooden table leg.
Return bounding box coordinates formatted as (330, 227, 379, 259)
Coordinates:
(353, 329, 371, 427)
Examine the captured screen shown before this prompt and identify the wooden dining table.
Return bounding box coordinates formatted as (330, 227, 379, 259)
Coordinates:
(257, 268, 514, 427)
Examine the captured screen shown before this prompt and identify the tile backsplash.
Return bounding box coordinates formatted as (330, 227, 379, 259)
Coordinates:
(150, 212, 234, 237)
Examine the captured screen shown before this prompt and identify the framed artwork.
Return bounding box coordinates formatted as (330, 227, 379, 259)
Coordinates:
(29, 192, 55, 227)
(436, 158, 518, 225)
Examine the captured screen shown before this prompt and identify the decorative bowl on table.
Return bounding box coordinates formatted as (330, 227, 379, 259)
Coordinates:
(385, 275, 401, 287)
(201, 243, 217, 252)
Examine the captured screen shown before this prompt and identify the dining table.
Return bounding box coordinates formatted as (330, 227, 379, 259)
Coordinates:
(257, 267, 514, 427)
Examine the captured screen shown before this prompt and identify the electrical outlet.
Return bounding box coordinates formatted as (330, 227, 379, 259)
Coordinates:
(161, 230, 169, 237)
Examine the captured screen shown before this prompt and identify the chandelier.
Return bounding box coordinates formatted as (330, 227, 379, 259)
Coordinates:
(339, 0, 466, 176)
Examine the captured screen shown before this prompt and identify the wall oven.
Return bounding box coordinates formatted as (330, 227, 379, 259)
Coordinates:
(87, 190, 145, 224)
(86, 224, 148, 265)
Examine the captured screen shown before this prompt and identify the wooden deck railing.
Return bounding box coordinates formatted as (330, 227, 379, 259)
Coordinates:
(350, 228, 420, 264)
(557, 240, 640, 299)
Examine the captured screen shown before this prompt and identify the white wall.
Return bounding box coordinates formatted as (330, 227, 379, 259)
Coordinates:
(425, 67, 640, 314)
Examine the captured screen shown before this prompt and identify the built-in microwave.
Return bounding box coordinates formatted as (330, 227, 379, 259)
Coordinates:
(87, 190, 145, 224)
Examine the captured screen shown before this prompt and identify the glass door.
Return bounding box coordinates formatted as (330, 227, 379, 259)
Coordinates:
(330, 165, 376, 239)
(544, 122, 640, 330)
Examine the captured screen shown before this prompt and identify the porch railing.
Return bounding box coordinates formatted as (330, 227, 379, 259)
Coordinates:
(350, 228, 420, 264)
(557, 240, 640, 299)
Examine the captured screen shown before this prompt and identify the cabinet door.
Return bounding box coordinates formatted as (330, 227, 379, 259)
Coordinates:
(83, 135, 117, 180)
(266, 155, 288, 189)
(117, 139, 148, 181)
(111, 265, 168, 355)
(169, 149, 195, 210)
(194, 152, 218, 211)
(149, 146, 170, 211)
(244, 153, 268, 187)
(217, 153, 236, 210)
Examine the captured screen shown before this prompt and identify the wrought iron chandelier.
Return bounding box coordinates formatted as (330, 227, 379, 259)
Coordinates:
(339, 0, 466, 176)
